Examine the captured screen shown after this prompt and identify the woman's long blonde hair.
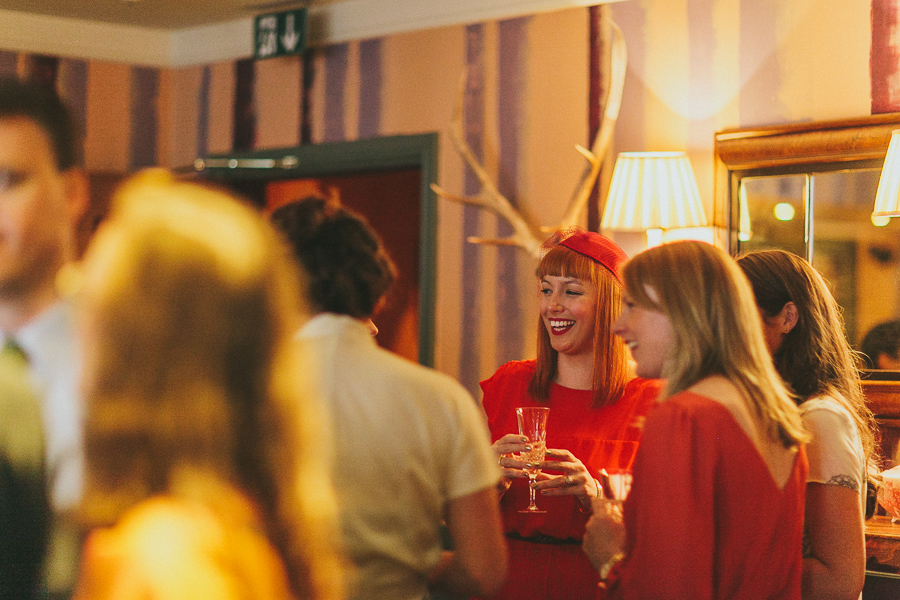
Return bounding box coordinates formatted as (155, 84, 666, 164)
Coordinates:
(621, 241, 808, 448)
(77, 170, 343, 600)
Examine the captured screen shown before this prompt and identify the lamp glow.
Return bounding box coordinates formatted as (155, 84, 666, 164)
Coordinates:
(738, 183, 753, 242)
(601, 152, 708, 247)
(873, 129, 900, 220)
(774, 203, 795, 221)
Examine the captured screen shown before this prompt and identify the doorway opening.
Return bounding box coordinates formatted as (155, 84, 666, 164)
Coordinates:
(194, 133, 438, 366)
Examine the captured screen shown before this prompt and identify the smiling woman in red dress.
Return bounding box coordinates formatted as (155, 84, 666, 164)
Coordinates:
(477, 229, 660, 600)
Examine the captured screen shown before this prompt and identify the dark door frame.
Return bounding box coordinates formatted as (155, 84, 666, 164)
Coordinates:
(194, 133, 439, 367)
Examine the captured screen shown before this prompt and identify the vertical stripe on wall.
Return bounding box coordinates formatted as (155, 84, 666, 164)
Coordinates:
(611, 2, 646, 153)
(687, 0, 716, 147)
(301, 52, 315, 145)
(358, 39, 383, 139)
(323, 43, 349, 142)
(130, 67, 159, 169)
(496, 17, 528, 366)
(22, 55, 58, 88)
(233, 58, 256, 152)
(738, 0, 783, 125)
(588, 5, 605, 231)
(872, 0, 900, 113)
(459, 23, 486, 396)
(58, 60, 88, 152)
(197, 66, 212, 158)
(0, 52, 17, 76)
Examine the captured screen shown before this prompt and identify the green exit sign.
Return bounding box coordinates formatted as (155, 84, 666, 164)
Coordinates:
(254, 9, 307, 59)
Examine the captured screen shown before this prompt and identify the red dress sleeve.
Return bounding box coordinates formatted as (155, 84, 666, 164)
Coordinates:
(480, 360, 534, 443)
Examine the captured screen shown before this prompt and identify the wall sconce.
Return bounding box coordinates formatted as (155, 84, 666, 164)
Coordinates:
(601, 151, 708, 246)
(873, 129, 900, 222)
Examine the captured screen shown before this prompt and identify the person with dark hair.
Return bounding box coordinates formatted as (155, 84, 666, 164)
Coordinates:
(0, 76, 88, 598)
(271, 197, 507, 600)
(860, 319, 900, 370)
(479, 229, 660, 600)
(270, 196, 394, 324)
(738, 250, 877, 599)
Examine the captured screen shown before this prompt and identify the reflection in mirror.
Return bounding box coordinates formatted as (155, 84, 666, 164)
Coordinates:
(814, 169, 894, 348)
(737, 169, 899, 347)
(739, 175, 807, 260)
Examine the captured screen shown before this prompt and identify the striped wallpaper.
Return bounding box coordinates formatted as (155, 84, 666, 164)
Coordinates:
(4, 1, 893, 394)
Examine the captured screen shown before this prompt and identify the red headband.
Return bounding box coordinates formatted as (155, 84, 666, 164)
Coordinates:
(557, 231, 628, 282)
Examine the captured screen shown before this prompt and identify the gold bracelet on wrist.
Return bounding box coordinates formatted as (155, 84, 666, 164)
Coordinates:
(577, 478, 603, 514)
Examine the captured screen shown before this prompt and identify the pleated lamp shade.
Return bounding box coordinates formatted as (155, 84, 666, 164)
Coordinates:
(601, 152, 708, 245)
(873, 130, 900, 219)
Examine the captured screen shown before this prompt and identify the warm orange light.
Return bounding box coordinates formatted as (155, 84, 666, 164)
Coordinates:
(738, 182, 753, 242)
(873, 130, 900, 220)
(773, 203, 795, 221)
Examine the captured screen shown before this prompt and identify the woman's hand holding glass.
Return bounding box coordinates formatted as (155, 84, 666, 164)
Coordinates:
(583, 498, 627, 572)
(493, 433, 538, 493)
(493, 440, 599, 501)
(582, 469, 631, 575)
(535, 449, 601, 511)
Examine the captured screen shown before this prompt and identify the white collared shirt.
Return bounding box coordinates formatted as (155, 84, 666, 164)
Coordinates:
(7, 300, 82, 510)
(297, 313, 499, 600)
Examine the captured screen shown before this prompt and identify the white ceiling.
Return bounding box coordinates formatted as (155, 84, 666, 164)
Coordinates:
(0, 0, 626, 66)
(0, 0, 339, 30)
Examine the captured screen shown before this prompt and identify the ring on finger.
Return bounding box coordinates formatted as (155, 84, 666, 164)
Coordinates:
(564, 475, 573, 486)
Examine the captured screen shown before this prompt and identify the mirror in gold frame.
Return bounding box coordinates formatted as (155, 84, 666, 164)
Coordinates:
(714, 113, 900, 367)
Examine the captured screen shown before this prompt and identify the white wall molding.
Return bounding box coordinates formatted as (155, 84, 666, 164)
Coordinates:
(0, 9, 171, 66)
(306, 0, 627, 46)
(169, 20, 254, 67)
(0, 0, 628, 67)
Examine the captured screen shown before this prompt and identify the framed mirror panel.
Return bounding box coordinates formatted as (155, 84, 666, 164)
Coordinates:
(714, 114, 900, 350)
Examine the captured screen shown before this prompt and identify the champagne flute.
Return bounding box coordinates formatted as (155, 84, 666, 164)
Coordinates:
(599, 468, 632, 523)
(604, 469, 633, 501)
(516, 406, 549, 513)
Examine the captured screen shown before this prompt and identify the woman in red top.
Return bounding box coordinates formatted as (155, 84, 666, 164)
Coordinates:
(583, 241, 809, 599)
(479, 229, 660, 600)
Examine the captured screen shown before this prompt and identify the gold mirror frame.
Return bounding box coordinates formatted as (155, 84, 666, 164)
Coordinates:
(713, 112, 900, 251)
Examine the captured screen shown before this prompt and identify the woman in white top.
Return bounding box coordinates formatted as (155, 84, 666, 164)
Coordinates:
(738, 250, 878, 599)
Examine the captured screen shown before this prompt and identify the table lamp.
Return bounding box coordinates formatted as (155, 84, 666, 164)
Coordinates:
(601, 151, 708, 246)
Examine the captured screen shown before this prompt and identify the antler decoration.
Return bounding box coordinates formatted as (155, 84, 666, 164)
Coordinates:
(431, 19, 627, 258)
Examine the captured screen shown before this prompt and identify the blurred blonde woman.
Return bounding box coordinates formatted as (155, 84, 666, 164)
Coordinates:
(583, 241, 809, 599)
(72, 171, 344, 600)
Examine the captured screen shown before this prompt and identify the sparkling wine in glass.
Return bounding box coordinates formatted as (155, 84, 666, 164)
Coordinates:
(516, 406, 549, 513)
(606, 470, 633, 501)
